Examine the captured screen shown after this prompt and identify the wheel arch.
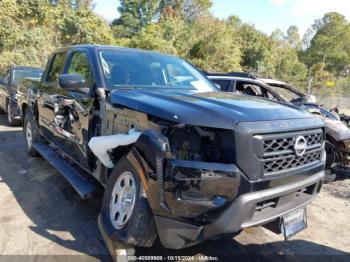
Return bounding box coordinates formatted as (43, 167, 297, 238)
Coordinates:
(106, 129, 170, 179)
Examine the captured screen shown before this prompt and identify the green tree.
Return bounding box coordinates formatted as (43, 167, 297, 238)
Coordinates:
(160, 0, 212, 21)
(302, 12, 350, 75)
(286, 25, 301, 49)
(270, 29, 284, 41)
(112, 0, 160, 37)
(187, 17, 241, 71)
(57, 7, 114, 45)
(238, 23, 277, 75)
(0, 0, 114, 70)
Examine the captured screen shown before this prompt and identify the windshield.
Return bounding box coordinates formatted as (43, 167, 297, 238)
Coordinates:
(99, 50, 216, 92)
(13, 69, 43, 84)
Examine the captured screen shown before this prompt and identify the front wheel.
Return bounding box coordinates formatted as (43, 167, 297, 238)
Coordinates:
(325, 140, 336, 170)
(100, 156, 157, 247)
(23, 110, 40, 157)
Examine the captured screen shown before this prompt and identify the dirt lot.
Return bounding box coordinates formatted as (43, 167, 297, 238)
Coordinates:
(0, 115, 349, 261)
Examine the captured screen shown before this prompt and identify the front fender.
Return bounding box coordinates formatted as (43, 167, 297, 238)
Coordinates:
(133, 129, 171, 171)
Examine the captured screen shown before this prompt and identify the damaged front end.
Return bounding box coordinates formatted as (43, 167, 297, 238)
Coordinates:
(89, 105, 325, 249)
(89, 112, 244, 224)
(138, 125, 242, 219)
(324, 118, 350, 167)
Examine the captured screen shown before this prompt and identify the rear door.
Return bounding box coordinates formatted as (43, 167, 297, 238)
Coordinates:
(37, 52, 67, 143)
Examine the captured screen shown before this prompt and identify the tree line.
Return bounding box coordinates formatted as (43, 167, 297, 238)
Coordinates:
(1, 0, 350, 94)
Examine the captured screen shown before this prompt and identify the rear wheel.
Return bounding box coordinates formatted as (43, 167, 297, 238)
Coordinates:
(100, 156, 157, 247)
(7, 103, 21, 126)
(23, 110, 40, 157)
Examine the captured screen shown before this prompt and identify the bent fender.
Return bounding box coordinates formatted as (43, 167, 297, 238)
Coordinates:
(88, 129, 142, 168)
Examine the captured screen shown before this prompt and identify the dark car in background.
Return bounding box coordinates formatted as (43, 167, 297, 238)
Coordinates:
(207, 72, 350, 177)
(0, 66, 43, 126)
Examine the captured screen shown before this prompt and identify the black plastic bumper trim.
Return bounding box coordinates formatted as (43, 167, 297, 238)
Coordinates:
(154, 170, 324, 249)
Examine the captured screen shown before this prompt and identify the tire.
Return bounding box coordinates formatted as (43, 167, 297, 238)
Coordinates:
(325, 140, 336, 170)
(100, 156, 157, 247)
(7, 103, 21, 126)
(324, 169, 336, 184)
(23, 110, 41, 157)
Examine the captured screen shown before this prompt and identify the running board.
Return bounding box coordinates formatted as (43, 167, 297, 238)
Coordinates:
(33, 143, 97, 200)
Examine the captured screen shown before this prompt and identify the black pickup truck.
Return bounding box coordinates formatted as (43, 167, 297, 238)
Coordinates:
(18, 45, 326, 250)
(0, 66, 43, 125)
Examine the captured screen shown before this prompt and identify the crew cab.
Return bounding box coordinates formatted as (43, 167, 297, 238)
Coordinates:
(207, 72, 350, 175)
(19, 45, 325, 250)
(0, 66, 43, 125)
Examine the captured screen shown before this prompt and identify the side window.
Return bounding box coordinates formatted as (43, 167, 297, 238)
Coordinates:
(265, 90, 279, 101)
(47, 53, 66, 83)
(67, 52, 93, 87)
(166, 64, 194, 82)
(235, 81, 263, 97)
(212, 79, 231, 91)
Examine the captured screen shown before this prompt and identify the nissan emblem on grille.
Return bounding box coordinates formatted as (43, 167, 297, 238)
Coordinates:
(294, 136, 307, 157)
(260, 130, 323, 175)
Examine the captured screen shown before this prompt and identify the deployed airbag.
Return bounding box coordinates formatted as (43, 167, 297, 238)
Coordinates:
(88, 129, 142, 168)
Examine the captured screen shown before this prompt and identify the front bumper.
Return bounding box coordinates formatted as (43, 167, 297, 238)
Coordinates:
(154, 170, 324, 249)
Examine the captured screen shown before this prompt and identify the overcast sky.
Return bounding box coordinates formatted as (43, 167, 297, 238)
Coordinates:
(92, 0, 350, 36)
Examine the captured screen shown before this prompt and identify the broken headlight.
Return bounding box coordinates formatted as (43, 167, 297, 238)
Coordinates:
(167, 125, 235, 164)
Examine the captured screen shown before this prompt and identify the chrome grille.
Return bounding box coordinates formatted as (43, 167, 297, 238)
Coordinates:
(257, 129, 323, 176)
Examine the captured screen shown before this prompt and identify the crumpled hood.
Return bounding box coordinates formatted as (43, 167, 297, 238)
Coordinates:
(110, 89, 317, 129)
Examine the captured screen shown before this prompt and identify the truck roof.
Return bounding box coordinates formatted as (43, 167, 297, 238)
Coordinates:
(260, 78, 288, 86)
(55, 44, 175, 57)
(11, 66, 43, 71)
(205, 71, 257, 79)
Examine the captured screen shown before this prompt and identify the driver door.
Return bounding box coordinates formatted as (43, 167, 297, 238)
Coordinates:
(55, 50, 95, 169)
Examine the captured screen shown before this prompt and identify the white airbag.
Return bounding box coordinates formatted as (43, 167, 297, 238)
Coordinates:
(88, 129, 142, 168)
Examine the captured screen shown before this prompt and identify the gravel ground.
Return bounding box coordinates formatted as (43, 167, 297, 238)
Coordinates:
(0, 115, 349, 262)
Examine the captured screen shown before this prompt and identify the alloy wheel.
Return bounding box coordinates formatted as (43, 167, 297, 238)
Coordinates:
(109, 171, 137, 229)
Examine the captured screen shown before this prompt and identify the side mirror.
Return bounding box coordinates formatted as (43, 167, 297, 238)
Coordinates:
(58, 74, 85, 90)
